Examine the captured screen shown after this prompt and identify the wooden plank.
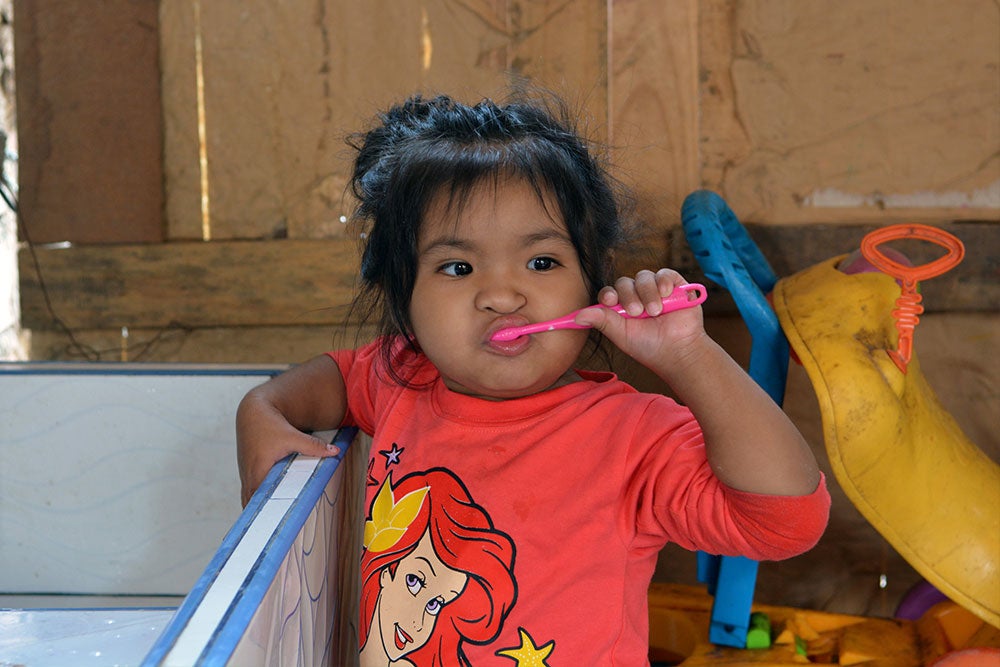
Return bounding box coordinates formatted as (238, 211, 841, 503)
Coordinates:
(510, 0, 608, 130)
(18, 221, 996, 333)
(609, 0, 700, 229)
(23, 325, 374, 365)
(159, 0, 608, 242)
(13, 0, 164, 244)
(158, 0, 202, 241)
(160, 0, 357, 241)
(697, 0, 752, 192)
(19, 239, 361, 330)
(711, 0, 1000, 224)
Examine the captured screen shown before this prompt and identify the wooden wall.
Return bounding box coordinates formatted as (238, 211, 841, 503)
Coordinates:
(15, 0, 998, 362)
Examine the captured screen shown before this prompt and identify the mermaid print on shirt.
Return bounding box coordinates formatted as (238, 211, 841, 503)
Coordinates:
(359, 467, 521, 666)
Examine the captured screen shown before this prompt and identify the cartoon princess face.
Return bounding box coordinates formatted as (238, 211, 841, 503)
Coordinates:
(358, 469, 517, 667)
(370, 530, 469, 662)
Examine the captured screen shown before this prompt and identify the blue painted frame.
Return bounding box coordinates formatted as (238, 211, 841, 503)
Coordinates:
(141, 427, 357, 665)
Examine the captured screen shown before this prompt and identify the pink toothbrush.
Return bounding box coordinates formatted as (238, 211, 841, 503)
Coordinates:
(491, 283, 707, 342)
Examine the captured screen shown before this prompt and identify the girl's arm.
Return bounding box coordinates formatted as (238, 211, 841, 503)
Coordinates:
(575, 269, 820, 496)
(236, 354, 348, 505)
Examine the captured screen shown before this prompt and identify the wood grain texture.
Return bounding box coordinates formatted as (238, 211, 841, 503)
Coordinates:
(19, 239, 361, 330)
(16, 0, 998, 247)
(13, 0, 164, 244)
(711, 0, 1000, 224)
(610, 0, 700, 228)
(158, 0, 202, 241)
(697, 0, 752, 192)
(159, 0, 608, 241)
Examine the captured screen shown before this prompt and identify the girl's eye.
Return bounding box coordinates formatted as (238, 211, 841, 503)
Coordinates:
(528, 256, 558, 272)
(425, 597, 444, 616)
(440, 261, 473, 277)
(406, 573, 424, 596)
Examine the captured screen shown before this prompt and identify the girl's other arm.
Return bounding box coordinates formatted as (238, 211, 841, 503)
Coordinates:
(658, 333, 820, 496)
(577, 269, 820, 497)
(236, 354, 348, 505)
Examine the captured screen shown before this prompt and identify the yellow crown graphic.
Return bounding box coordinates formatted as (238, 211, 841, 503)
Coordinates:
(364, 476, 429, 553)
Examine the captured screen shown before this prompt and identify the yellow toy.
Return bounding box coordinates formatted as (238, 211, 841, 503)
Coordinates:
(648, 215, 998, 664)
(771, 230, 999, 629)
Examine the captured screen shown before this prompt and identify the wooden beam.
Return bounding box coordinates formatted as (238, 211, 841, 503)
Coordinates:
(24, 324, 373, 365)
(19, 239, 361, 330)
(19, 221, 995, 332)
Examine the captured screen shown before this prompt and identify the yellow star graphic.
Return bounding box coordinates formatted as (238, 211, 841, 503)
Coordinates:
(495, 627, 555, 666)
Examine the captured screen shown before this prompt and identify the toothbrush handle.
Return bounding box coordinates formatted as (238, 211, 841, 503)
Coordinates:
(602, 282, 707, 319)
(537, 283, 706, 330)
(491, 283, 707, 341)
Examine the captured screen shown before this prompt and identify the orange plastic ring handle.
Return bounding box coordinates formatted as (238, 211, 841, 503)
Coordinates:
(860, 224, 965, 286)
(859, 224, 964, 373)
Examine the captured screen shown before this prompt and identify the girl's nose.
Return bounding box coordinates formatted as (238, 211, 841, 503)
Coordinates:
(475, 284, 526, 314)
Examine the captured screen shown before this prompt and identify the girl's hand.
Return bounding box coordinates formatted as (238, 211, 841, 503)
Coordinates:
(236, 393, 341, 506)
(235, 355, 348, 506)
(574, 268, 707, 373)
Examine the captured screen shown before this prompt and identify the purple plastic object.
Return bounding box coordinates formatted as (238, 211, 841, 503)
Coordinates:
(895, 579, 949, 620)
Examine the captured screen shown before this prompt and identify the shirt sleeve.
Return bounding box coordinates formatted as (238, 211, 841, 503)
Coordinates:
(627, 397, 831, 561)
(712, 475, 831, 560)
(326, 341, 379, 435)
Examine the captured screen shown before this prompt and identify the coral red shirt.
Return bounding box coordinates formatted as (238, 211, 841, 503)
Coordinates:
(331, 339, 829, 666)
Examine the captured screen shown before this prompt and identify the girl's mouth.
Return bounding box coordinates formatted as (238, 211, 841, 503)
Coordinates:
(487, 335, 532, 355)
(394, 623, 413, 650)
(486, 317, 532, 355)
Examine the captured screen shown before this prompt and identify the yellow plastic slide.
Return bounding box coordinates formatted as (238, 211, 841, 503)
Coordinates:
(772, 257, 1000, 628)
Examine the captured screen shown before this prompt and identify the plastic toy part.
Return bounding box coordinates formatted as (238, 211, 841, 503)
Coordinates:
(682, 190, 788, 649)
(681, 191, 788, 402)
(746, 612, 772, 649)
(695, 553, 760, 648)
(859, 224, 965, 373)
(896, 579, 949, 621)
(773, 257, 1000, 628)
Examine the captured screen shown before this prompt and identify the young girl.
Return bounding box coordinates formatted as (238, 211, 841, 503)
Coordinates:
(236, 94, 829, 666)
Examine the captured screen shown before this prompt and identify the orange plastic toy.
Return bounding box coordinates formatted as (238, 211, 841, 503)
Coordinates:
(859, 224, 965, 373)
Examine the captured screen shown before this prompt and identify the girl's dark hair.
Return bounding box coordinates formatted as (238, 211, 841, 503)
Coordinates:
(347, 93, 629, 382)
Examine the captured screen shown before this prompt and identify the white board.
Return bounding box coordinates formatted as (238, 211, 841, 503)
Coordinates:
(0, 363, 284, 596)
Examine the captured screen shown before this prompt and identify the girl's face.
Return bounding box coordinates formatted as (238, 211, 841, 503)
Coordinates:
(410, 177, 592, 399)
